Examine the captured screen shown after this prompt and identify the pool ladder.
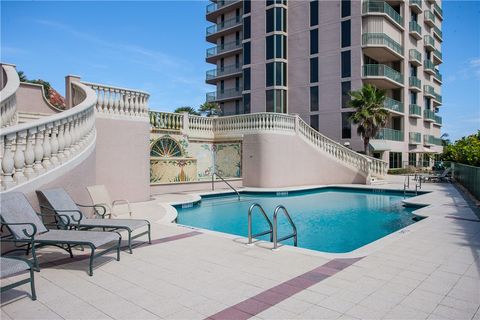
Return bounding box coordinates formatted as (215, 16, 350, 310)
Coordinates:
(404, 174, 421, 197)
(247, 203, 298, 250)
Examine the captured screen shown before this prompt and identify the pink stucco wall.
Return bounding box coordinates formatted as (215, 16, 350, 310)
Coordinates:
(150, 179, 243, 195)
(242, 133, 367, 187)
(94, 117, 151, 202)
(16, 83, 62, 115)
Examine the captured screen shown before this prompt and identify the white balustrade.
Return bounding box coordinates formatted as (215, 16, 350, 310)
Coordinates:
(0, 81, 96, 191)
(149, 111, 388, 179)
(83, 82, 149, 117)
(1, 64, 20, 128)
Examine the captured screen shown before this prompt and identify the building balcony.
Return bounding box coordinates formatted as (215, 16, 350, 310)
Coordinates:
(409, 0, 423, 13)
(206, 40, 243, 63)
(433, 93, 442, 106)
(384, 97, 404, 114)
(409, 21, 422, 40)
(409, 132, 422, 144)
(433, 25, 443, 42)
(434, 114, 442, 126)
(409, 49, 422, 66)
(206, 87, 243, 102)
(361, 33, 404, 61)
(424, 85, 436, 98)
(409, 104, 422, 117)
(424, 134, 442, 146)
(434, 3, 443, 20)
(424, 109, 436, 122)
(424, 35, 435, 51)
(206, 64, 243, 84)
(206, 0, 242, 23)
(433, 49, 443, 64)
(424, 11, 436, 27)
(409, 76, 422, 92)
(433, 69, 442, 84)
(424, 59, 436, 75)
(362, 64, 404, 88)
(206, 16, 242, 43)
(362, 1, 404, 29)
(375, 128, 404, 141)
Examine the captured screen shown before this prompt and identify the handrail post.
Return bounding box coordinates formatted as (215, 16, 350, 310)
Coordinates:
(273, 205, 297, 250)
(248, 203, 273, 245)
(212, 173, 215, 191)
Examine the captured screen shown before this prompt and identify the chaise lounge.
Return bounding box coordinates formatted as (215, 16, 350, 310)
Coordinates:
(37, 188, 151, 254)
(0, 192, 122, 276)
(0, 256, 37, 300)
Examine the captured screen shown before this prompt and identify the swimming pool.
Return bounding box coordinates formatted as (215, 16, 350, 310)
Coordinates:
(175, 187, 424, 253)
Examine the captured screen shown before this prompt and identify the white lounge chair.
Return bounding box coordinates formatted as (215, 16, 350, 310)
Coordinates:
(86, 185, 132, 218)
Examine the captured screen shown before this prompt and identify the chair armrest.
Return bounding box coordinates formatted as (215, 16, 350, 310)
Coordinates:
(42, 206, 83, 224)
(0, 221, 37, 239)
(112, 200, 132, 216)
(76, 203, 108, 219)
(37, 209, 71, 228)
(3, 256, 35, 269)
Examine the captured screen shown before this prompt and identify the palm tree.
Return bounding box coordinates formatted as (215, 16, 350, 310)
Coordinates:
(174, 106, 200, 116)
(349, 84, 389, 156)
(440, 133, 450, 146)
(17, 71, 27, 82)
(199, 102, 220, 117)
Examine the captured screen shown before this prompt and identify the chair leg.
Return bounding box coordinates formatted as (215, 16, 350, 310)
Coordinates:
(128, 230, 133, 254)
(31, 244, 40, 272)
(117, 236, 121, 261)
(89, 247, 95, 276)
(26, 243, 31, 256)
(67, 244, 74, 258)
(29, 267, 37, 301)
(147, 223, 152, 244)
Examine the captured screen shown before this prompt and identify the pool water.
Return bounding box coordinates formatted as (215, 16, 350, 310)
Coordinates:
(175, 188, 423, 253)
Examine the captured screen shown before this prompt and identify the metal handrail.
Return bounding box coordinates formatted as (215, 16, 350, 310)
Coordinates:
(247, 204, 273, 244)
(273, 205, 298, 249)
(211, 172, 240, 200)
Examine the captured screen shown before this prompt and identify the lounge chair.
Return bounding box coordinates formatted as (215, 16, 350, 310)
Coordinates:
(37, 188, 151, 254)
(0, 256, 37, 300)
(0, 192, 121, 276)
(86, 185, 132, 218)
(421, 167, 451, 183)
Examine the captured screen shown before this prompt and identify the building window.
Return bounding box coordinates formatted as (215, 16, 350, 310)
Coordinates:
(410, 91, 417, 104)
(266, 62, 287, 86)
(266, 34, 287, 60)
(410, 64, 417, 76)
(310, 0, 318, 26)
(243, 93, 251, 113)
(389, 152, 402, 168)
(244, 16, 251, 40)
(341, 50, 351, 78)
(310, 29, 318, 54)
(220, 80, 224, 93)
(266, 7, 286, 33)
(310, 115, 319, 131)
(424, 97, 431, 110)
(310, 57, 318, 83)
(244, 42, 251, 65)
(310, 86, 319, 111)
(341, 112, 352, 139)
(235, 77, 240, 91)
(341, 0, 351, 17)
(235, 100, 240, 114)
(236, 31, 240, 45)
(341, 81, 351, 108)
(266, 89, 287, 113)
(235, 54, 240, 68)
(244, 0, 251, 14)
(341, 20, 351, 48)
(243, 68, 251, 90)
(408, 153, 416, 167)
(220, 102, 225, 115)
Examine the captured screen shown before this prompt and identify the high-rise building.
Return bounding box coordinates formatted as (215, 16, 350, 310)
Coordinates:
(205, 0, 443, 168)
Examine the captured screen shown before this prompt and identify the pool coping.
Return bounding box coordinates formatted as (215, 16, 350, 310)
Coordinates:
(160, 184, 440, 259)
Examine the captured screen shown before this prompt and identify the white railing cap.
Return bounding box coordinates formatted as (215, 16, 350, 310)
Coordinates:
(82, 81, 150, 96)
(1, 81, 96, 136)
(0, 64, 20, 104)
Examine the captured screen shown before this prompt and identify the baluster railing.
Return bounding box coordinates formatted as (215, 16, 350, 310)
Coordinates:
(1, 64, 20, 128)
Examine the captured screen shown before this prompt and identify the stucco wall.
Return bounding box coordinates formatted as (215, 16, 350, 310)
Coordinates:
(95, 117, 151, 202)
(16, 83, 62, 115)
(242, 133, 366, 187)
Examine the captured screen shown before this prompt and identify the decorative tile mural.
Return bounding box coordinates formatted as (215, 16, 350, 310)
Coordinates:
(215, 143, 242, 178)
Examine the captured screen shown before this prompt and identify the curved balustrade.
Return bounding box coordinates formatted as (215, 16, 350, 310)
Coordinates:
(82, 82, 149, 117)
(0, 81, 96, 191)
(149, 111, 388, 179)
(1, 64, 20, 127)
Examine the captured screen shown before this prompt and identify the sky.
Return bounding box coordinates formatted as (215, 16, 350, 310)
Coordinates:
(1, 0, 479, 141)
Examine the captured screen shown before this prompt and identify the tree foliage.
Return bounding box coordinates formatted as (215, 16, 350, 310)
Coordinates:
(199, 102, 220, 117)
(441, 131, 480, 167)
(348, 84, 389, 156)
(174, 106, 200, 116)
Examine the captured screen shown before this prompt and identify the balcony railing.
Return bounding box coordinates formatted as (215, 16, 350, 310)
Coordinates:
(424, 10, 436, 26)
(409, 49, 422, 64)
(409, 76, 421, 89)
(409, 0, 422, 10)
(206, 64, 242, 80)
(409, 21, 422, 36)
(424, 35, 435, 50)
(424, 59, 435, 73)
(424, 109, 436, 121)
(362, 1, 404, 27)
(375, 128, 404, 141)
(434, 3, 443, 19)
(433, 26, 443, 41)
(433, 49, 442, 61)
(206, 16, 242, 36)
(424, 134, 442, 146)
(424, 85, 436, 97)
(434, 69, 442, 83)
(434, 115, 442, 125)
(362, 33, 403, 56)
(206, 0, 241, 14)
(0, 64, 19, 128)
(434, 93, 442, 104)
(409, 104, 422, 117)
(409, 132, 422, 144)
(363, 64, 403, 84)
(206, 40, 242, 58)
(206, 87, 243, 102)
(384, 97, 404, 113)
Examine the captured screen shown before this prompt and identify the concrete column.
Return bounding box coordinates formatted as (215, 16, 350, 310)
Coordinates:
(65, 75, 81, 109)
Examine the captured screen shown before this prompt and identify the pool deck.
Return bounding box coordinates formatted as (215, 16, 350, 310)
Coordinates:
(1, 177, 480, 320)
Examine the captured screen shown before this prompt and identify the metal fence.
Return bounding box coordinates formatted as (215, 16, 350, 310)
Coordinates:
(451, 163, 480, 200)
